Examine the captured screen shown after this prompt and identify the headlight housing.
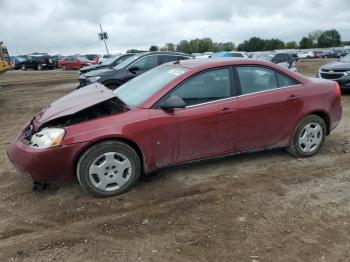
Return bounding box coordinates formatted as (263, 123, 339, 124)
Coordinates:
(87, 76, 101, 83)
(30, 128, 65, 149)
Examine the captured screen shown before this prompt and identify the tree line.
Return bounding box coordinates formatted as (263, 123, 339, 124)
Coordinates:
(126, 29, 344, 54)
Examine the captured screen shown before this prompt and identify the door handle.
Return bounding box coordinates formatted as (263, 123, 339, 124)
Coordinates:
(220, 108, 234, 114)
(286, 95, 300, 101)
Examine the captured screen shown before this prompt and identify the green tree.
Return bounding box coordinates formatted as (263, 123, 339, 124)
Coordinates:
(149, 45, 159, 51)
(263, 38, 285, 51)
(164, 43, 176, 51)
(215, 42, 235, 51)
(308, 30, 323, 47)
(318, 29, 341, 48)
(126, 49, 146, 53)
(299, 37, 313, 49)
(286, 41, 297, 49)
(176, 40, 192, 53)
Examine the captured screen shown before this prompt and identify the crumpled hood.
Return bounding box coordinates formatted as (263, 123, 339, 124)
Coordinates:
(321, 61, 350, 71)
(35, 83, 115, 126)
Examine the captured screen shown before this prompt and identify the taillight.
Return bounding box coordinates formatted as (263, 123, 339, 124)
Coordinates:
(334, 82, 341, 96)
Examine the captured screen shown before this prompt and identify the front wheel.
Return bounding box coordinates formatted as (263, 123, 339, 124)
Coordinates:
(105, 83, 121, 90)
(287, 115, 326, 158)
(77, 141, 141, 197)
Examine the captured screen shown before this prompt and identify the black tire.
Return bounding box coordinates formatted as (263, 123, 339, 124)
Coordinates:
(104, 82, 121, 90)
(77, 140, 141, 198)
(287, 115, 326, 158)
(21, 64, 27, 71)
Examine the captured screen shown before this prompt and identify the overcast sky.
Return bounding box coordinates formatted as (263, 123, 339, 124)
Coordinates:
(1, 0, 350, 55)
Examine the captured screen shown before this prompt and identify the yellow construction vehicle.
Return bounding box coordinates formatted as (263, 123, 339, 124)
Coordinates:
(0, 41, 15, 74)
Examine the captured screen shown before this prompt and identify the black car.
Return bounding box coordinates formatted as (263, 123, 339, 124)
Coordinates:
(79, 51, 193, 90)
(317, 54, 350, 90)
(21, 54, 55, 70)
(79, 53, 134, 74)
(256, 53, 296, 69)
(321, 49, 347, 59)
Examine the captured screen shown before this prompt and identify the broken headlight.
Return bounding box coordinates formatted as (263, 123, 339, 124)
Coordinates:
(30, 128, 65, 149)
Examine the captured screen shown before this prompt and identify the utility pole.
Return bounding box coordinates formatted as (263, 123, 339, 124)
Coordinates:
(99, 24, 110, 55)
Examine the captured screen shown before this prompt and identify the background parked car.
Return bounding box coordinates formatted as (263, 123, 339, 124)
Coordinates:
(320, 49, 347, 59)
(256, 53, 297, 71)
(79, 53, 134, 74)
(79, 51, 193, 89)
(317, 53, 350, 90)
(21, 54, 55, 70)
(297, 51, 315, 59)
(58, 56, 97, 70)
(85, 54, 100, 63)
(212, 51, 248, 58)
(10, 56, 26, 70)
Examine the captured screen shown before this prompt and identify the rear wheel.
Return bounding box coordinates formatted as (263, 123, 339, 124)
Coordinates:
(77, 141, 141, 197)
(287, 115, 326, 158)
(21, 64, 27, 70)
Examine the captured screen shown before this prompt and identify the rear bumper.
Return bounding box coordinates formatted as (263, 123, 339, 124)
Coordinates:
(7, 136, 88, 182)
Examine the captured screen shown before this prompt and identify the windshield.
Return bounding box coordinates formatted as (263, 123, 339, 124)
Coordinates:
(100, 56, 118, 65)
(340, 54, 350, 62)
(114, 65, 189, 108)
(113, 55, 139, 70)
(257, 54, 274, 61)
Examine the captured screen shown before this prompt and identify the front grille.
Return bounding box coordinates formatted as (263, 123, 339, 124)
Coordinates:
(321, 69, 347, 73)
(320, 73, 345, 80)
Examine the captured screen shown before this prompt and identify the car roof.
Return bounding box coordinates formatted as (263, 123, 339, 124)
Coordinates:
(132, 51, 193, 58)
(171, 58, 274, 69)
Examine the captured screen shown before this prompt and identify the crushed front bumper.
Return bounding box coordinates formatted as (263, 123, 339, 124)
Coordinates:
(7, 135, 87, 182)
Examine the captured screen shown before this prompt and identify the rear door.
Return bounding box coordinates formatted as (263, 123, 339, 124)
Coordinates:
(235, 66, 304, 150)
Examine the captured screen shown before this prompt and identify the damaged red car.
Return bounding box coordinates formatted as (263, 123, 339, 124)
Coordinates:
(8, 59, 342, 197)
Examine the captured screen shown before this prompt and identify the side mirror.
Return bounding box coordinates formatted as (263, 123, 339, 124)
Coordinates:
(129, 66, 139, 74)
(159, 95, 186, 110)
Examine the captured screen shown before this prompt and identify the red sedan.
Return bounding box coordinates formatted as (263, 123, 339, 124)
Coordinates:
(58, 56, 97, 70)
(8, 59, 342, 197)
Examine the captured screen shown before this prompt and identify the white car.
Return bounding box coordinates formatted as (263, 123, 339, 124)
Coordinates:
(297, 51, 315, 59)
(229, 51, 248, 58)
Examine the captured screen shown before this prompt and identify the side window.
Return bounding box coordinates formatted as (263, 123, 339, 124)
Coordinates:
(237, 66, 278, 95)
(170, 68, 231, 107)
(133, 56, 158, 71)
(161, 55, 179, 63)
(276, 73, 299, 87)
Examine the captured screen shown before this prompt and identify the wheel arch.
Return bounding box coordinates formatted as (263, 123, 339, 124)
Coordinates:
(74, 137, 148, 178)
(307, 110, 331, 135)
(102, 79, 124, 88)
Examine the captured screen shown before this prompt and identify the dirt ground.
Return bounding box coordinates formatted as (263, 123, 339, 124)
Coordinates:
(0, 59, 349, 262)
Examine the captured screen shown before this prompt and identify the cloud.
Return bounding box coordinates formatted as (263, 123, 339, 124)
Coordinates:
(0, 0, 349, 55)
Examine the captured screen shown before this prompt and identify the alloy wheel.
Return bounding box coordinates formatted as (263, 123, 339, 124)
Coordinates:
(298, 122, 323, 153)
(88, 152, 132, 192)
